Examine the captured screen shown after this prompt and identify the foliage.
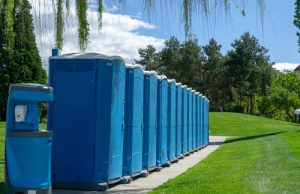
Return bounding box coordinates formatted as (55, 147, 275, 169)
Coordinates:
(134, 45, 160, 71)
(258, 72, 300, 121)
(0, 0, 46, 121)
(136, 33, 272, 115)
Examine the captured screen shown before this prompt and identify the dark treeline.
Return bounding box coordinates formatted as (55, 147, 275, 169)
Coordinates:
(135, 32, 276, 117)
(0, 0, 46, 121)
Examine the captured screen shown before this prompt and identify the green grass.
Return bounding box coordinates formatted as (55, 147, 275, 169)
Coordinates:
(152, 112, 300, 194)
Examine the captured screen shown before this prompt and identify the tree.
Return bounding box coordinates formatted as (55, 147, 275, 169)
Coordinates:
(160, 37, 181, 79)
(134, 45, 160, 71)
(225, 32, 271, 114)
(203, 39, 225, 110)
(0, 0, 46, 120)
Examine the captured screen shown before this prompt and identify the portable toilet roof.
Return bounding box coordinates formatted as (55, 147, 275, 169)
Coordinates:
(187, 87, 192, 91)
(294, 109, 300, 115)
(125, 64, 143, 71)
(157, 75, 167, 80)
(50, 52, 125, 62)
(175, 82, 182, 86)
(167, 79, 176, 83)
(182, 85, 187, 89)
(144, 70, 157, 76)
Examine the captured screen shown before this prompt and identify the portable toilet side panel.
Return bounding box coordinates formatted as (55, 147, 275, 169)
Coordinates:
(195, 93, 199, 148)
(175, 84, 182, 157)
(156, 77, 168, 166)
(198, 95, 202, 148)
(187, 89, 193, 152)
(167, 80, 176, 161)
(192, 91, 196, 150)
(201, 96, 205, 148)
(123, 66, 144, 176)
(48, 54, 126, 189)
(143, 72, 157, 170)
(181, 86, 188, 154)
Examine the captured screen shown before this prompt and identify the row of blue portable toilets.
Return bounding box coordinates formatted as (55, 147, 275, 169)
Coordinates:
(6, 52, 210, 192)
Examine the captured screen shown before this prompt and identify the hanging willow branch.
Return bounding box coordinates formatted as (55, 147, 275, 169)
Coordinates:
(98, 0, 103, 31)
(29, 0, 265, 53)
(76, 0, 89, 51)
(56, 0, 64, 50)
(65, 0, 70, 16)
(5, 0, 15, 50)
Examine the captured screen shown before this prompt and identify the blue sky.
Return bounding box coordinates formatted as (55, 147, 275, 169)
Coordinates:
(102, 0, 299, 68)
(32, 0, 299, 71)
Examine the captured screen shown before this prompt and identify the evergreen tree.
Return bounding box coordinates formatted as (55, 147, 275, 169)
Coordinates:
(0, 0, 46, 120)
(135, 45, 160, 71)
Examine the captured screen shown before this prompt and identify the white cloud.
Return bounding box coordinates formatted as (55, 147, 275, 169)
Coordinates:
(273, 63, 299, 72)
(30, 0, 164, 71)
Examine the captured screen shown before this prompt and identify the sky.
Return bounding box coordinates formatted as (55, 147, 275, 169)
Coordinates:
(30, 0, 300, 72)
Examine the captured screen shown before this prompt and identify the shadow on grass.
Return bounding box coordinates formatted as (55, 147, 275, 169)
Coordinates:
(0, 182, 5, 194)
(225, 131, 287, 144)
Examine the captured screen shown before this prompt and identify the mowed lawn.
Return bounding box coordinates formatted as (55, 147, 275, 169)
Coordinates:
(152, 112, 300, 194)
(1, 114, 300, 193)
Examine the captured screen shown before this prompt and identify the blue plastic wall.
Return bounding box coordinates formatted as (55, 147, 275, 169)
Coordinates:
(192, 92, 196, 149)
(6, 136, 52, 188)
(175, 84, 182, 157)
(187, 89, 193, 151)
(143, 73, 157, 170)
(167, 81, 176, 161)
(48, 54, 126, 185)
(156, 77, 169, 166)
(181, 87, 188, 154)
(195, 94, 199, 148)
(123, 66, 144, 176)
(6, 87, 53, 190)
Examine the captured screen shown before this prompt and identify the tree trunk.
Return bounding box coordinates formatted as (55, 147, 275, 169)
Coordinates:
(249, 95, 254, 114)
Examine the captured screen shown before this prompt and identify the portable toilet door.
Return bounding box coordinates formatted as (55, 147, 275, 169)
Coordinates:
(143, 71, 158, 172)
(123, 65, 145, 178)
(181, 85, 188, 155)
(167, 79, 177, 162)
(48, 53, 126, 190)
(192, 90, 196, 150)
(187, 88, 193, 152)
(175, 83, 183, 157)
(156, 75, 170, 167)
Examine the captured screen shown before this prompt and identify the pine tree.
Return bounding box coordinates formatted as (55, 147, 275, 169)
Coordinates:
(0, 0, 46, 120)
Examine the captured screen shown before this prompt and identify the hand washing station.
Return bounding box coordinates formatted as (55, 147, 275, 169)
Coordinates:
(5, 83, 53, 194)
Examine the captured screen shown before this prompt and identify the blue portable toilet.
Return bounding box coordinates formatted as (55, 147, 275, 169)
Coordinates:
(48, 53, 126, 190)
(5, 83, 53, 194)
(123, 65, 147, 178)
(143, 71, 158, 172)
(181, 85, 188, 155)
(204, 97, 210, 146)
(187, 88, 193, 152)
(195, 92, 200, 149)
(156, 75, 170, 167)
(192, 90, 196, 150)
(175, 83, 183, 158)
(167, 79, 177, 162)
(201, 95, 205, 148)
